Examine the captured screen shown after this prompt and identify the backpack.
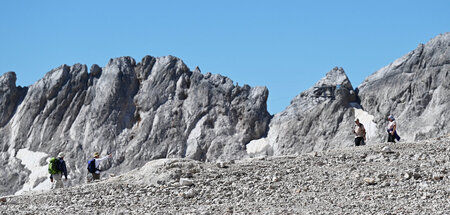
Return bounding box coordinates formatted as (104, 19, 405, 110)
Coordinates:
(87, 159, 97, 173)
(48, 157, 61, 174)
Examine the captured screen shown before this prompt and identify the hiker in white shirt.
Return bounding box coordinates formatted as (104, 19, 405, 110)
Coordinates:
(90, 152, 112, 180)
(387, 115, 400, 142)
(353, 118, 366, 146)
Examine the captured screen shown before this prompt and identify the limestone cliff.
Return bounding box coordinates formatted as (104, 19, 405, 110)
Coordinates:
(1, 32, 449, 196)
(358, 33, 450, 142)
(0, 55, 270, 195)
(247, 67, 359, 156)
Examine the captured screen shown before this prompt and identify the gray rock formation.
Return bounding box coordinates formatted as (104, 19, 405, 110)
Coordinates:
(247, 67, 359, 156)
(0, 72, 27, 127)
(0, 72, 28, 195)
(358, 32, 450, 142)
(247, 32, 450, 157)
(1, 32, 449, 197)
(0, 55, 270, 196)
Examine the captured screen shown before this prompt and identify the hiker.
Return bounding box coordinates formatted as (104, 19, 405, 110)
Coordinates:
(387, 115, 400, 142)
(353, 118, 366, 146)
(87, 152, 112, 181)
(49, 152, 68, 189)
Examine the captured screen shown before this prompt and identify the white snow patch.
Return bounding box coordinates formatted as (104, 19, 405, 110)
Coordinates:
(246, 138, 272, 156)
(15, 148, 52, 195)
(354, 108, 377, 141)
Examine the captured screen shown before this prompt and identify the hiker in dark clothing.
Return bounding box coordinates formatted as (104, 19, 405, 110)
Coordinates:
(50, 152, 68, 189)
(353, 118, 366, 146)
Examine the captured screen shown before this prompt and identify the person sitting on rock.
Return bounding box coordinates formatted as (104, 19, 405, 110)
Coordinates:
(387, 115, 400, 142)
(353, 118, 366, 146)
(87, 152, 112, 181)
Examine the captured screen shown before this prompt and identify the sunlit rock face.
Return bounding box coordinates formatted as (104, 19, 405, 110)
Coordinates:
(1, 33, 449, 196)
(358, 33, 450, 142)
(0, 55, 270, 196)
(247, 33, 450, 157)
(248, 67, 359, 157)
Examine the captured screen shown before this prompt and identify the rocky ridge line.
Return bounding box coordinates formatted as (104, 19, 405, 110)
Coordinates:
(0, 55, 270, 196)
(1, 32, 449, 196)
(358, 32, 450, 142)
(247, 67, 359, 157)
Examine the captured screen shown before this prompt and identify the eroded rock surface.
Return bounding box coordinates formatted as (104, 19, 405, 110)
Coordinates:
(358, 33, 450, 142)
(1, 32, 449, 197)
(248, 67, 359, 156)
(0, 55, 270, 196)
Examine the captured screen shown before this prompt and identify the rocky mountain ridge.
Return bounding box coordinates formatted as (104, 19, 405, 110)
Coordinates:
(0, 32, 449, 196)
(358, 33, 450, 142)
(0, 55, 270, 196)
(247, 67, 358, 157)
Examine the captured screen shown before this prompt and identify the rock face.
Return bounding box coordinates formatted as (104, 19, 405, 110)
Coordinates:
(1, 32, 449, 197)
(0, 72, 29, 195)
(247, 33, 450, 156)
(247, 67, 359, 156)
(0, 55, 270, 196)
(0, 72, 27, 127)
(358, 33, 450, 142)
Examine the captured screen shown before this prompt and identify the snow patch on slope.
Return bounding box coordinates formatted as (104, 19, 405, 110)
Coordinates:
(246, 124, 279, 157)
(354, 108, 377, 141)
(15, 148, 51, 195)
(246, 138, 272, 157)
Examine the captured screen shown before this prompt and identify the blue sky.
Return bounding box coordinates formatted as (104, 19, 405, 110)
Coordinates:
(1, 0, 449, 114)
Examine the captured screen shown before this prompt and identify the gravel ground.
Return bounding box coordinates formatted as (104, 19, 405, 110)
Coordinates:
(1, 135, 450, 214)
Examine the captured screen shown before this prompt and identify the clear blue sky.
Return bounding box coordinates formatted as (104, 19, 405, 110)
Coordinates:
(1, 0, 448, 114)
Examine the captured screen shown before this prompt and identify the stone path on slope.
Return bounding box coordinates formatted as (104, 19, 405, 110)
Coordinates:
(1, 136, 450, 214)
